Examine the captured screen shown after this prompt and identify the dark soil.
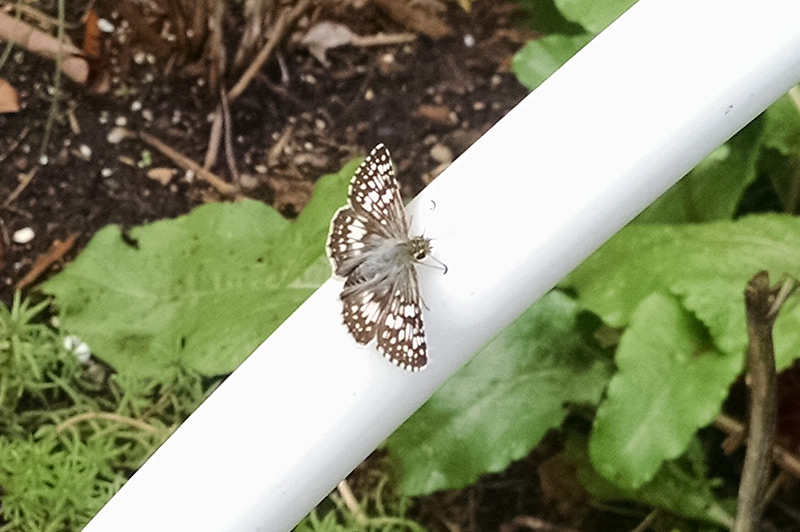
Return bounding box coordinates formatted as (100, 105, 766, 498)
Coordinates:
(0, 0, 529, 305)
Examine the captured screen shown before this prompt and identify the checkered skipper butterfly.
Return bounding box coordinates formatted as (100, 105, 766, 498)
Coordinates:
(327, 144, 434, 371)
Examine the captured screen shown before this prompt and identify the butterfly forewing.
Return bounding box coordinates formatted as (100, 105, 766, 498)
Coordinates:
(327, 143, 431, 371)
(347, 144, 408, 237)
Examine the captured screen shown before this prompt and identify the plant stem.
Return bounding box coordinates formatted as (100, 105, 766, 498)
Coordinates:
(733, 271, 796, 532)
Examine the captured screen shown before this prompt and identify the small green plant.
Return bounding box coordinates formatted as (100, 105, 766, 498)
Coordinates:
(0, 291, 217, 531)
(0, 291, 80, 431)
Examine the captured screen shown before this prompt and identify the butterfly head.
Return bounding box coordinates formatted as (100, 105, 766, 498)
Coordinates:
(409, 236, 432, 261)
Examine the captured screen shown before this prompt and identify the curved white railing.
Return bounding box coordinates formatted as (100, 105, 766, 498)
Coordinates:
(83, 0, 800, 530)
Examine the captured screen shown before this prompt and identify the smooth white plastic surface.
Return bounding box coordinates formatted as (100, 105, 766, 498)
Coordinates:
(84, 0, 800, 530)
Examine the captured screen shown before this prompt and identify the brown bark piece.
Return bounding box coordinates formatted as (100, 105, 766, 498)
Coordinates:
(372, 0, 452, 39)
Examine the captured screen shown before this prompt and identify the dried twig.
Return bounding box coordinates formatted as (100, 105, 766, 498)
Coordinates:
(219, 88, 239, 183)
(3, 167, 38, 207)
(0, 11, 88, 83)
(714, 415, 800, 477)
(499, 516, 585, 532)
(204, 109, 223, 170)
(227, 0, 313, 101)
(0, 126, 30, 165)
(336, 479, 367, 526)
(138, 131, 244, 198)
(350, 32, 417, 47)
(16, 233, 78, 290)
(629, 510, 658, 532)
(732, 271, 798, 532)
(56, 411, 161, 434)
(371, 0, 452, 39)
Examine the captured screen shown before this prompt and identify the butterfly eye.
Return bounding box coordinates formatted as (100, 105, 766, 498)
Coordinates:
(415, 251, 426, 260)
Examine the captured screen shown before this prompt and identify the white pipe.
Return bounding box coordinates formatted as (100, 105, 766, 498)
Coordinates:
(83, 0, 800, 530)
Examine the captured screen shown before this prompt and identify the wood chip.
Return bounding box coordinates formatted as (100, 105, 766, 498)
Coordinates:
(147, 167, 177, 186)
(372, 0, 452, 39)
(416, 104, 458, 125)
(0, 78, 20, 113)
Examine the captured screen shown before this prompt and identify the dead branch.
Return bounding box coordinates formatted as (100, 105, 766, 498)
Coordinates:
(228, 0, 313, 102)
(0, 11, 88, 84)
(732, 271, 797, 532)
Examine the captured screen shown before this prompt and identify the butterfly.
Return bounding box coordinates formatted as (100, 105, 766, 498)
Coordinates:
(327, 144, 434, 371)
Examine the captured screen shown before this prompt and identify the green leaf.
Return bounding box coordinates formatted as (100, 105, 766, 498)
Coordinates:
(554, 0, 638, 34)
(568, 434, 732, 526)
(42, 160, 358, 377)
(564, 214, 800, 370)
(760, 93, 800, 213)
(762, 92, 800, 157)
(512, 34, 593, 90)
(385, 291, 612, 495)
(636, 118, 764, 223)
(517, 0, 586, 35)
(589, 293, 741, 488)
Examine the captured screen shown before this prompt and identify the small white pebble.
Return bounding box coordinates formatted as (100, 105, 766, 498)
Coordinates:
(115, 116, 127, 127)
(106, 126, 131, 144)
(130, 100, 142, 112)
(79, 144, 92, 159)
(12, 227, 35, 244)
(98, 18, 115, 33)
(239, 174, 259, 190)
(101, 168, 113, 177)
(464, 34, 476, 47)
(38, 154, 49, 165)
(430, 144, 453, 164)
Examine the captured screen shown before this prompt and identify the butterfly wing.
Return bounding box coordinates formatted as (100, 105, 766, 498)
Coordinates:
(327, 144, 408, 276)
(327, 207, 369, 277)
(339, 283, 389, 345)
(347, 144, 409, 238)
(375, 265, 428, 371)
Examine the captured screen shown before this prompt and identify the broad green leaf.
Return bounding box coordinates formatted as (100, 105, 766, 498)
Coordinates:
(636, 118, 764, 223)
(762, 92, 800, 157)
(589, 293, 741, 489)
(564, 214, 800, 369)
(42, 161, 358, 377)
(385, 291, 612, 495)
(555, 0, 637, 34)
(568, 434, 732, 527)
(512, 34, 592, 90)
(761, 93, 800, 213)
(517, 0, 585, 35)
